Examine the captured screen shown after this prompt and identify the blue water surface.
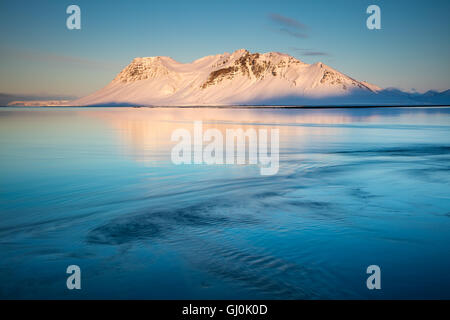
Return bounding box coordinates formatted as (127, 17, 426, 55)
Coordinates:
(0, 107, 449, 299)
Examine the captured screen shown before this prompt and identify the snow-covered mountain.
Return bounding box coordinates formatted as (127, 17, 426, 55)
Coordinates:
(72, 49, 443, 106)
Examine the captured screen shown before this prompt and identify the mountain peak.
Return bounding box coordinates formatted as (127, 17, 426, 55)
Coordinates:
(231, 48, 249, 56)
(74, 49, 385, 106)
(113, 57, 172, 83)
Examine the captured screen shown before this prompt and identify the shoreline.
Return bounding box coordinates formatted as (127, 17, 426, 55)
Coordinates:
(1, 104, 449, 109)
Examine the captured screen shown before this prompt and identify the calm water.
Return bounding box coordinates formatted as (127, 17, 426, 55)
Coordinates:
(0, 107, 449, 299)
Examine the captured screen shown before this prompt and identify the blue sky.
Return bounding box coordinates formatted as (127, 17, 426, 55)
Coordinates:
(0, 0, 449, 98)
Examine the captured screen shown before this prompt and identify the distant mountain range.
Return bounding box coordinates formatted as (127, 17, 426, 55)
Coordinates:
(6, 49, 450, 107)
(1, 93, 73, 107)
(6, 100, 71, 107)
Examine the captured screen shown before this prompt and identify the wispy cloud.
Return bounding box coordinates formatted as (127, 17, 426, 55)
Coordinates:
(290, 47, 330, 57)
(1, 46, 117, 70)
(300, 51, 329, 56)
(269, 13, 307, 30)
(279, 28, 308, 39)
(268, 13, 308, 39)
(268, 16, 330, 57)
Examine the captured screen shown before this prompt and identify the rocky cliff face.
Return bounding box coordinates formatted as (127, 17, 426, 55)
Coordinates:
(201, 51, 305, 88)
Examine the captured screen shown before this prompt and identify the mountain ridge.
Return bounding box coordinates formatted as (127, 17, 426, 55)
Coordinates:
(70, 49, 448, 106)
